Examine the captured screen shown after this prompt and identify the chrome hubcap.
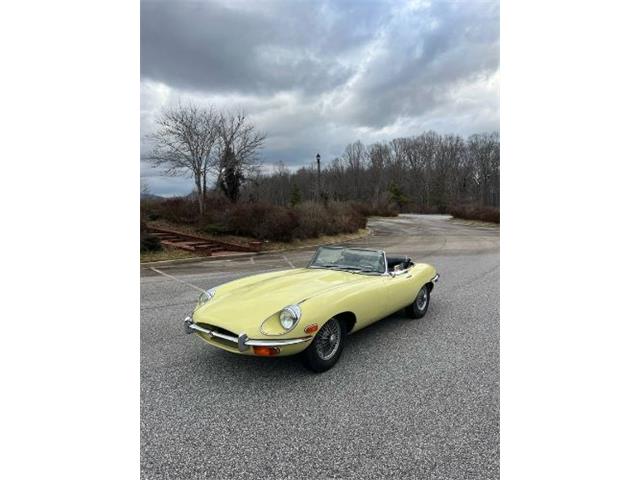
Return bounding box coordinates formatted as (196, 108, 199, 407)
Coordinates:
(416, 287, 428, 310)
(315, 319, 341, 360)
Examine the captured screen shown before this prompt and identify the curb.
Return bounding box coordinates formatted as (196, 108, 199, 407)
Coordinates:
(140, 228, 373, 268)
(140, 251, 257, 267)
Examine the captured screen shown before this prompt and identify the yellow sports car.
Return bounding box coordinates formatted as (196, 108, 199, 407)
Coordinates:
(184, 246, 439, 372)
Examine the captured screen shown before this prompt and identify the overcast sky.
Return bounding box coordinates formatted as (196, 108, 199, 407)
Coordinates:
(140, 0, 499, 196)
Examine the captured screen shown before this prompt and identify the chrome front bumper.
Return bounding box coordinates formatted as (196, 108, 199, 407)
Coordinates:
(184, 317, 312, 352)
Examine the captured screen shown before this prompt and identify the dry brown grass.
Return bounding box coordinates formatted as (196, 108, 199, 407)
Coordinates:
(257, 228, 369, 251)
(147, 220, 258, 247)
(140, 246, 204, 263)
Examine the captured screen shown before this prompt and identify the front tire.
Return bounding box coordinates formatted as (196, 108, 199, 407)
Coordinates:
(302, 317, 346, 373)
(405, 284, 430, 319)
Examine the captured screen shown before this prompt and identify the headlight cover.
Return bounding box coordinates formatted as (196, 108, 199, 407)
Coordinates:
(197, 287, 216, 307)
(279, 304, 302, 331)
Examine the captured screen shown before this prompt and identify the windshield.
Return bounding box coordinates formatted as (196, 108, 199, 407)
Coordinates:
(308, 246, 386, 274)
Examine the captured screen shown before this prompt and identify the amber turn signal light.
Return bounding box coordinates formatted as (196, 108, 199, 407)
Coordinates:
(304, 324, 319, 334)
(253, 346, 280, 356)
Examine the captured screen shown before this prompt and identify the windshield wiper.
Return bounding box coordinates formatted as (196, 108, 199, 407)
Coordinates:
(331, 265, 376, 273)
(312, 263, 353, 270)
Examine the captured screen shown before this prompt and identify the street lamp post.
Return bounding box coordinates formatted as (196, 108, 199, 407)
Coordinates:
(316, 153, 321, 201)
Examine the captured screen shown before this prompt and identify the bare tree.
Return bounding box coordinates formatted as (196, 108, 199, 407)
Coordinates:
(343, 141, 366, 200)
(147, 103, 219, 217)
(140, 180, 151, 196)
(468, 132, 500, 207)
(216, 112, 266, 202)
(367, 142, 390, 203)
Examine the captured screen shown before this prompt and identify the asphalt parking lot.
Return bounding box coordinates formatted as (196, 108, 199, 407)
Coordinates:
(140, 214, 500, 479)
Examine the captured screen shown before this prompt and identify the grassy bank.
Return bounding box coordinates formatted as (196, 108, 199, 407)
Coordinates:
(141, 196, 398, 261)
(142, 197, 379, 241)
(140, 226, 370, 263)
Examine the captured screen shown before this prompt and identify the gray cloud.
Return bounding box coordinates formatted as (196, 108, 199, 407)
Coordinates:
(141, 0, 389, 95)
(141, 0, 499, 196)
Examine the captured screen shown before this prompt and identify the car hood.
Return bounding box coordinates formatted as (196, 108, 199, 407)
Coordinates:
(193, 268, 370, 335)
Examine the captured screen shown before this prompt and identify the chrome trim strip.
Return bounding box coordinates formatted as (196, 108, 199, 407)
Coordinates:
(237, 333, 249, 352)
(431, 273, 440, 283)
(184, 317, 312, 350)
(184, 316, 196, 334)
(245, 337, 312, 347)
(382, 250, 389, 276)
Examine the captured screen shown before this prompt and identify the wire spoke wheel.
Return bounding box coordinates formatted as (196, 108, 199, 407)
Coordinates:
(406, 284, 430, 319)
(416, 286, 428, 311)
(303, 316, 346, 372)
(315, 318, 342, 360)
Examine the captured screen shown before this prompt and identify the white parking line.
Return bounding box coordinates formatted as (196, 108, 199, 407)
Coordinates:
(149, 267, 207, 294)
(282, 255, 295, 269)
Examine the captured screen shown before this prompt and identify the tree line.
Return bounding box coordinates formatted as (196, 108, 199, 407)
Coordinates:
(148, 104, 499, 215)
(246, 131, 499, 212)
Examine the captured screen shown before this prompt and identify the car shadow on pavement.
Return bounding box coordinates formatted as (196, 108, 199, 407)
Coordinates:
(187, 304, 440, 381)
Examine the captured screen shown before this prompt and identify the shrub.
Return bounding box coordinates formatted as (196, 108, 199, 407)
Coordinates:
(351, 195, 399, 217)
(141, 234, 162, 252)
(153, 197, 200, 224)
(295, 201, 365, 238)
(295, 202, 332, 238)
(140, 199, 161, 222)
(140, 220, 162, 252)
(226, 202, 270, 237)
(326, 201, 366, 233)
(226, 202, 300, 241)
(142, 196, 370, 242)
(261, 207, 299, 241)
(448, 205, 500, 223)
(204, 192, 232, 216)
(199, 223, 233, 236)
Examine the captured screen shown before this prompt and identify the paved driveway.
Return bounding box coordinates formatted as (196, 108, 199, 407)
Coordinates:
(141, 214, 500, 479)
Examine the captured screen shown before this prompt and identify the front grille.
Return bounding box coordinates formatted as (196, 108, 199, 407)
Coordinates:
(196, 323, 239, 349)
(196, 323, 237, 337)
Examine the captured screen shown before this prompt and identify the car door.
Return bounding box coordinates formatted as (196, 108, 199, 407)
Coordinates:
(344, 274, 394, 329)
(384, 267, 418, 313)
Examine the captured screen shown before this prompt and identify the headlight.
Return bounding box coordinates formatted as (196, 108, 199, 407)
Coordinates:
(197, 288, 216, 307)
(279, 305, 301, 331)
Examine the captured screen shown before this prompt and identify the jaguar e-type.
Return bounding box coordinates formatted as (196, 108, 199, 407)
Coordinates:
(184, 246, 439, 372)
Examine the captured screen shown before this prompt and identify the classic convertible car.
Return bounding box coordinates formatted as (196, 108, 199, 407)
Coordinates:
(184, 246, 439, 372)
